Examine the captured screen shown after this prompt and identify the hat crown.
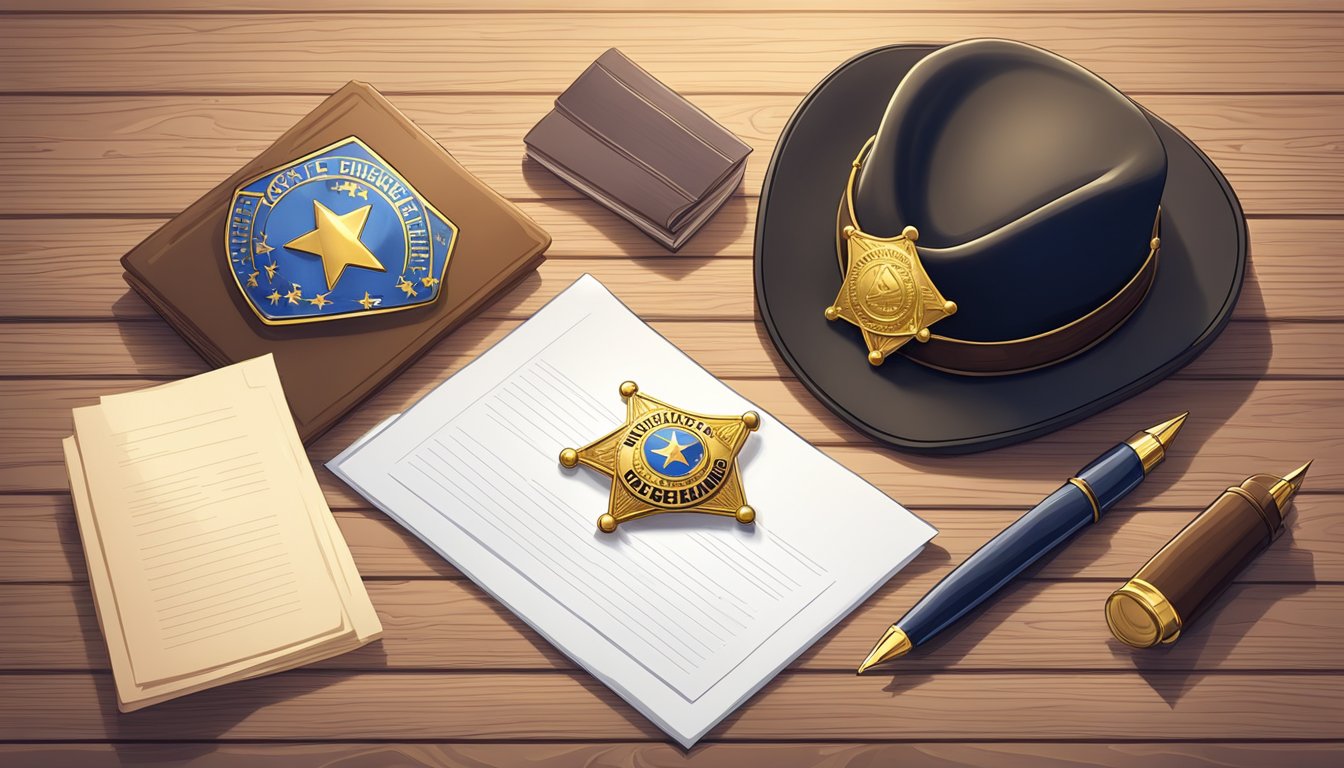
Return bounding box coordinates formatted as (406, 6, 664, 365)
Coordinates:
(855, 39, 1167, 341)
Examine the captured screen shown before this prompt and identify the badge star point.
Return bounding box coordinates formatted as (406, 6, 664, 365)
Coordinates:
(559, 381, 760, 533)
(284, 200, 386, 291)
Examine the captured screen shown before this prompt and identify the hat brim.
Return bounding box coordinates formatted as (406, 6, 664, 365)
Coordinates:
(754, 44, 1247, 454)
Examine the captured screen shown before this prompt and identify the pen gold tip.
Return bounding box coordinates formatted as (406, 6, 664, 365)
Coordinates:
(1146, 412, 1188, 452)
(1284, 461, 1313, 488)
(1127, 413, 1188, 475)
(856, 626, 912, 675)
(1270, 461, 1312, 513)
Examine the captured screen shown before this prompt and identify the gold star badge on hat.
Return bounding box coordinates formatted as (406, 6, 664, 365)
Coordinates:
(826, 224, 958, 366)
(559, 381, 760, 533)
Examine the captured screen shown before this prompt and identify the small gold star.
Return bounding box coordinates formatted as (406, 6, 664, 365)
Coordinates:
(264, 261, 279, 281)
(650, 430, 691, 469)
(356, 291, 380, 310)
(395, 276, 418, 298)
(284, 284, 303, 305)
(307, 292, 332, 309)
(254, 234, 274, 256)
(246, 271, 259, 288)
(420, 276, 440, 287)
(266, 290, 282, 305)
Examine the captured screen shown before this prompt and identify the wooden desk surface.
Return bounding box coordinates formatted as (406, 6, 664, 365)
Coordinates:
(1, 2, 1341, 766)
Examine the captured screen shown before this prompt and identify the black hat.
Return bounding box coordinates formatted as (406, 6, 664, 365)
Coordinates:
(754, 39, 1246, 453)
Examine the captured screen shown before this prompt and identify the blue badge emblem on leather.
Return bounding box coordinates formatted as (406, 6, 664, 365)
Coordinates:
(226, 136, 457, 325)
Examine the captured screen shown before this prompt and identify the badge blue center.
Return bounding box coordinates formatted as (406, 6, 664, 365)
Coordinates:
(642, 427, 706, 478)
(226, 136, 457, 325)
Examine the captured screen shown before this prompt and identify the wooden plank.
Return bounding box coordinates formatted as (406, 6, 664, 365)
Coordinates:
(3, 743, 1342, 768)
(1, 14, 1342, 94)
(7, 1, 1343, 11)
(1, 95, 1340, 215)
(0, 219, 1337, 321)
(3, 581, 1339, 672)
(3, 377, 1339, 501)
(0, 671, 1340, 740)
(0, 318, 1337, 381)
(6, 493, 1338, 584)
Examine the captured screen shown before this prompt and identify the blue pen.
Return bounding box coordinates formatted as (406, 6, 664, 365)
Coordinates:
(857, 413, 1188, 673)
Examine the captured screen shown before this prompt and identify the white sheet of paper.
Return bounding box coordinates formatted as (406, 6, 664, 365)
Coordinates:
(329, 275, 936, 746)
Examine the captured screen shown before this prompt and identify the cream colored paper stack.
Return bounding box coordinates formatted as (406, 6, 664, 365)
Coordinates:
(62, 354, 381, 712)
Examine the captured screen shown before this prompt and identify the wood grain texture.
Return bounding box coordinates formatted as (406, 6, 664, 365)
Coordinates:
(1, 13, 1342, 94)
(0, 219, 1338, 321)
(1, 94, 1340, 214)
(7, 1, 1344, 11)
(3, 376, 1340, 501)
(3, 493, 1338, 583)
(3, 742, 1343, 768)
(3, 580, 1339, 672)
(2, 318, 1337, 380)
(2, 3, 1342, 761)
(1, 671, 1341, 741)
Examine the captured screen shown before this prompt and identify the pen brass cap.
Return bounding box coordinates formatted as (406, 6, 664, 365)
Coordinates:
(1125, 412, 1188, 475)
(1105, 577, 1182, 648)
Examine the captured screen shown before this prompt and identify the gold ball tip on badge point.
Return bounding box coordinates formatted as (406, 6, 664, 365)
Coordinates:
(743, 411, 761, 431)
(842, 225, 856, 240)
(868, 350, 884, 366)
(619, 381, 639, 398)
(559, 448, 578, 468)
(1151, 237, 1162, 251)
(916, 328, 931, 343)
(598, 514, 618, 533)
(901, 225, 919, 242)
(943, 300, 957, 315)
(735, 506, 756, 524)
(824, 306, 840, 321)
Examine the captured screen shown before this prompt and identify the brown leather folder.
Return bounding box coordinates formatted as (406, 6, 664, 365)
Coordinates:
(121, 81, 551, 443)
(524, 48, 750, 249)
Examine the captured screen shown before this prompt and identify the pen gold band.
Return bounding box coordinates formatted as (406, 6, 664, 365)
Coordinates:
(1106, 577, 1182, 648)
(1068, 477, 1101, 523)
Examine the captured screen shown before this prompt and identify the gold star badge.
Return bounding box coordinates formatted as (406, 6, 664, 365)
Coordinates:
(284, 200, 386, 291)
(825, 225, 957, 366)
(559, 381, 760, 533)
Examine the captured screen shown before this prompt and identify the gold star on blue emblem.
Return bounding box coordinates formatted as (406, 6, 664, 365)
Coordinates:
(284, 200, 386, 291)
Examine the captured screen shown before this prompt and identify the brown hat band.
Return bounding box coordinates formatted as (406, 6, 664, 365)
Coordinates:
(834, 136, 1160, 376)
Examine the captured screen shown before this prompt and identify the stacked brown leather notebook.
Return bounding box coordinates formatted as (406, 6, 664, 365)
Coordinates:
(525, 48, 751, 250)
(121, 81, 550, 443)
